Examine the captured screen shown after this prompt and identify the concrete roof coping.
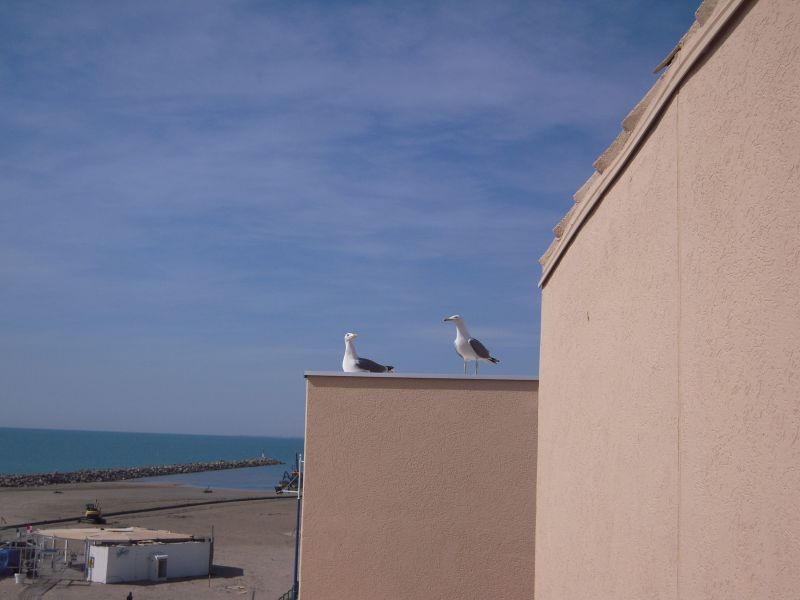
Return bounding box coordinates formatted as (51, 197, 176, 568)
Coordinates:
(304, 371, 538, 382)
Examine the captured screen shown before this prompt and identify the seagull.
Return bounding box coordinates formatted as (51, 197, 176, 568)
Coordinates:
(342, 332, 394, 373)
(443, 315, 499, 375)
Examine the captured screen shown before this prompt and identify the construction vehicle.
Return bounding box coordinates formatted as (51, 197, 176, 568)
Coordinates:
(275, 455, 303, 494)
(81, 502, 105, 524)
(274, 470, 301, 494)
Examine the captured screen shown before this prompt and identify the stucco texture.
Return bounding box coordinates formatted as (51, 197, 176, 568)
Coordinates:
(299, 375, 537, 600)
(537, 101, 680, 599)
(677, 1, 800, 597)
(537, 1, 800, 598)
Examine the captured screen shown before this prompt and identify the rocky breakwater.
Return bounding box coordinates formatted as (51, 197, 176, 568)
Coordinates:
(0, 457, 283, 488)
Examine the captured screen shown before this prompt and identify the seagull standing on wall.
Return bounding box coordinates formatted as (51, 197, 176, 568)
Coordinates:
(342, 333, 394, 373)
(443, 315, 500, 375)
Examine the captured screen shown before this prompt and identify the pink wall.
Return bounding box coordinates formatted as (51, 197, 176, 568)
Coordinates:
(676, 1, 800, 596)
(299, 374, 537, 600)
(537, 1, 800, 598)
(538, 101, 681, 599)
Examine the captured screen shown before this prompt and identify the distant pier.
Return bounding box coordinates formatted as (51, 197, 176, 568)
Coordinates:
(0, 457, 282, 487)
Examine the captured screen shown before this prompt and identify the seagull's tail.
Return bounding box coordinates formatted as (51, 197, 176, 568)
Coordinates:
(488, 357, 500, 364)
(385, 366, 395, 373)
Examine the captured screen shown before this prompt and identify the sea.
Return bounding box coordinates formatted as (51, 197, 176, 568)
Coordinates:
(0, 427, 304, 491)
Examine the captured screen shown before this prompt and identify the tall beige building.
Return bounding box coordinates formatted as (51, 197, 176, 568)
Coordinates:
(537, 0, 800, 598)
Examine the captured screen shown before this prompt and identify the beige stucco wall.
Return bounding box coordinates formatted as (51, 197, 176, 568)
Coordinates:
(676, 1, 800, 596)
(538, 101, 681, 599)
(299, 374, 537, 600)
(537, 1, 800, 599)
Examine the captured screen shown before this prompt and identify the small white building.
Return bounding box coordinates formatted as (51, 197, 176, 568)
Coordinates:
(36, 527, 211, 584)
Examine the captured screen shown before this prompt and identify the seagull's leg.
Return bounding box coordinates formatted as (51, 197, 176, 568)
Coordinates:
(475, 361, 479, 375)
(463, 361, 467, 376)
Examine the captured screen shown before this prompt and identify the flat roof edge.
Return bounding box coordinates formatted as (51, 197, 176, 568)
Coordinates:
(304, 371, 538, 381)
(35, 527, 202, 543)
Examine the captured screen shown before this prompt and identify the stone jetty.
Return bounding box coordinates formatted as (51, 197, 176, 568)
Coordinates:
(0, 457, 282, 488)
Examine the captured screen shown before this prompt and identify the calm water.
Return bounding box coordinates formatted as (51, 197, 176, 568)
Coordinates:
(0, 427, 303, 490)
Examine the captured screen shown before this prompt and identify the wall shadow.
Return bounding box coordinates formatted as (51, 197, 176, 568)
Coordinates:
(211, 564, 245, 578)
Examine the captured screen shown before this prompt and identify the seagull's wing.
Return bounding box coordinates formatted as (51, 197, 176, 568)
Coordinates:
(468, 338, 492, 360)
(356, 357, 390, 373)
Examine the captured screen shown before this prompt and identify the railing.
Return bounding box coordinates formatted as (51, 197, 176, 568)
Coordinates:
(279, 452, 303, 600)
(277, 588, 295, 600)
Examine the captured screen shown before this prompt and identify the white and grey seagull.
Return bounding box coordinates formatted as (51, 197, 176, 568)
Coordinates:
(443, 315, 500, 375)
(342, 332, 394, 373)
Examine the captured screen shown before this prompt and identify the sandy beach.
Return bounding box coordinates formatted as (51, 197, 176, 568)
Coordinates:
(0, 481, 297, 599)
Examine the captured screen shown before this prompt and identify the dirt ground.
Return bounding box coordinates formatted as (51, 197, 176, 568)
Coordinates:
(0, 481, 297, 599)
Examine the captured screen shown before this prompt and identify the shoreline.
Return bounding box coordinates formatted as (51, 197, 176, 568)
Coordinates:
(0, 456, 282, 488)
(0, 480, 296, 598)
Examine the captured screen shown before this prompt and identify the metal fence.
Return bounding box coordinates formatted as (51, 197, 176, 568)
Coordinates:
(0, 532, 87, 587)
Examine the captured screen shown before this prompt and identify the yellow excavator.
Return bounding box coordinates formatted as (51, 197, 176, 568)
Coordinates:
(81, 501, 105, 524)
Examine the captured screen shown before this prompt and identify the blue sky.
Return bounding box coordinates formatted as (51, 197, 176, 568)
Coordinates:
(1, 0, 698, 436)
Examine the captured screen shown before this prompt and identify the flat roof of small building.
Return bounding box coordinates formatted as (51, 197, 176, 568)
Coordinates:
(35, 527, 200, 544)
(304, 371, 537, 381)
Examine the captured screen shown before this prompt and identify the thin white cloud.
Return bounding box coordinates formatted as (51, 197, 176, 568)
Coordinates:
(0, 0, 695, 434)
